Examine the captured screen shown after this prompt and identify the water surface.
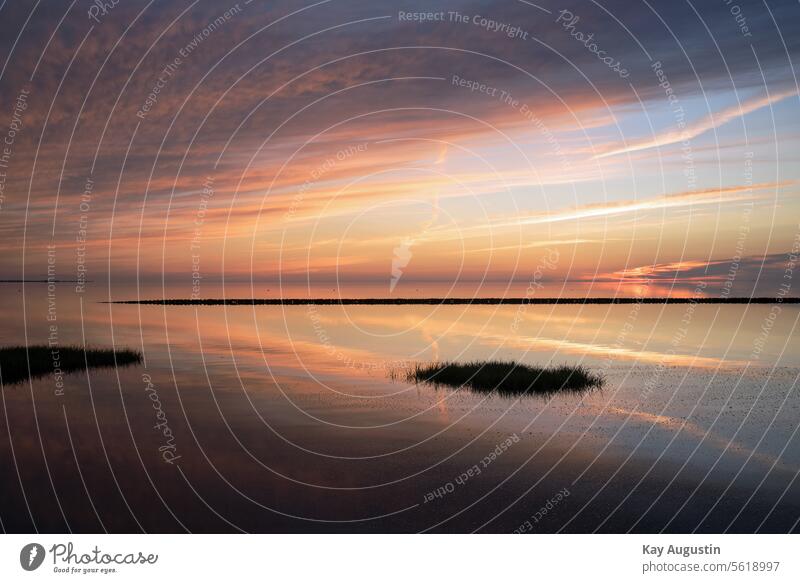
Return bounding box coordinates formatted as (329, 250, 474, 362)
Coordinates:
(1, 282, 797, 532)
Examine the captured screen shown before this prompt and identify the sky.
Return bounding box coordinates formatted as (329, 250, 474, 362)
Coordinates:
(0, 0, 798, 296)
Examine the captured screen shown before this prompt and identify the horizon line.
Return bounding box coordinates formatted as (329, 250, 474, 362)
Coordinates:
(106, 297, 799, 306)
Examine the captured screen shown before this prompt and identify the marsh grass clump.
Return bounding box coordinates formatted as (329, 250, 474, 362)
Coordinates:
(0, 345, 142, 386)
(401, 360, 603, 397)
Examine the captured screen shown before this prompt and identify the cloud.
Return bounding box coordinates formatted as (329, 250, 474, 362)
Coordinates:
(421, 181, 792, 242)
(1, 0, 799, 283)
(595, 90, 798, 159)
(589, 253, 794, 289)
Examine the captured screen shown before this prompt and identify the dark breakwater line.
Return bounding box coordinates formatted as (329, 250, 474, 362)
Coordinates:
(106, 297, 799, 306)
(0, 279, 88, 283)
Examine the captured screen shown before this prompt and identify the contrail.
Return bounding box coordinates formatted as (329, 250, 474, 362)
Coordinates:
(595, 89, 798, 159)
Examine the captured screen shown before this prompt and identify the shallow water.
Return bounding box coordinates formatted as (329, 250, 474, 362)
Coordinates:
(1, 282, 798, 532)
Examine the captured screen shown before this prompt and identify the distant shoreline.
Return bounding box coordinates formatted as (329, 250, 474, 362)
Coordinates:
(0, 279, 88, 283)
(106, 297, 799, 305)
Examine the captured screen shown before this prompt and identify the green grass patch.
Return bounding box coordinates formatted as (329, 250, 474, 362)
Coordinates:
(399, 360, 603, 397)
(0, 345, 142, 386)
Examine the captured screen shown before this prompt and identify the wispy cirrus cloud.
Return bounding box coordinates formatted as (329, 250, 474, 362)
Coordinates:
(421, 180, 794, 243)
(595, 89, 798, 159)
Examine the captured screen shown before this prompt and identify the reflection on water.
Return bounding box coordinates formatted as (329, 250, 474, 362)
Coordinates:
(0, 283, 798, 532)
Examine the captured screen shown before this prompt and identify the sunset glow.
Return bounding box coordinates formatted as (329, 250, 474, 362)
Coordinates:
(0, 1, 797, 296)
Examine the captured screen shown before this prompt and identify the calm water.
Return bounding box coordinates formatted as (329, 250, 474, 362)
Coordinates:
(1, 282, 798, 532)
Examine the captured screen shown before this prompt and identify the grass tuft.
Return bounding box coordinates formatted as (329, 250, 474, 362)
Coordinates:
(0, 345, 142, 386)
(400, 360, 603, 397)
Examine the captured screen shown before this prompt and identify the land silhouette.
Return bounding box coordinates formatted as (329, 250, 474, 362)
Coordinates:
(0, 345, 142, 385)
(400, 360, 604, 397)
